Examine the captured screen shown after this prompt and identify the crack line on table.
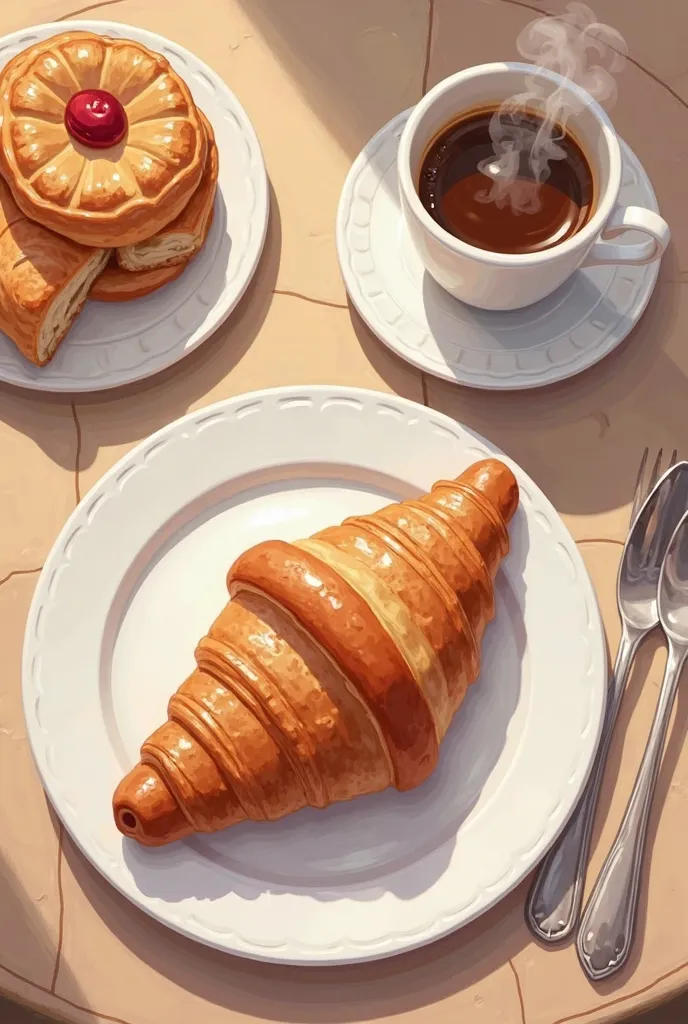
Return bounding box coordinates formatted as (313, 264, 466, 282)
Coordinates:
(550, 957, 688, 1023)
(0, 959, 132, 1024)
(496, 0, 688, 115)
(0, 963, 51, 999)
(70, 402, 82, 506)
(0, 567, 43, 588)
(272, 288, 348, 310)
(421, 0, 436, 95)
(50, 824, 66, 994)
(57, 0, 127, 20)
(508, 958, 527, 1024)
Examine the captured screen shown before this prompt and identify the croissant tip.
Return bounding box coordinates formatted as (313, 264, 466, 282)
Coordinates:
(113, 764, 194, 847)
(461, 458, 519, 524)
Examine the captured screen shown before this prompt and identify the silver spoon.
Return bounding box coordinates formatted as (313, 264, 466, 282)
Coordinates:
(578, 508, 688, 980)
(526, 456, 688, 942)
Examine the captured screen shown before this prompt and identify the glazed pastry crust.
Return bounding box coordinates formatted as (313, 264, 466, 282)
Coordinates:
(116, 111, 217, 271)
(0, 32, 207, 247)
(112, 459, 520, 847)
(0, 174, 108, 365)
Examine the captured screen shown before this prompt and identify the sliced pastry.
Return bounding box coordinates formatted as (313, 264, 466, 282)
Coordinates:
(0, 175, 108, 365)
(90, 252, 185, 302)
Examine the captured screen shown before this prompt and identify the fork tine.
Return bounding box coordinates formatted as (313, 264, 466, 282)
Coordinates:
(671, 448, 679, 468)
(630, 447, 649, 525)
(648, 448, 664, 493)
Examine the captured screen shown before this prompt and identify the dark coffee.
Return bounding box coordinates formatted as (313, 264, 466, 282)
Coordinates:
(417, 106, 594, 255)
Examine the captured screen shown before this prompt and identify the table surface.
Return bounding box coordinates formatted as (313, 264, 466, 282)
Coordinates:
(1, 1, 687, 1023)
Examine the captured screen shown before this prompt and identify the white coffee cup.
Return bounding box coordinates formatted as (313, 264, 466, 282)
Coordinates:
(397, 62, 670, 311)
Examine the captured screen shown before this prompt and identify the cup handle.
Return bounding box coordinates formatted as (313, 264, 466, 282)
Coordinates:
(582, 205, 670, 268)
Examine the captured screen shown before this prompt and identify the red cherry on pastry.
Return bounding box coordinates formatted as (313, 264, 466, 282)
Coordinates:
(65, 89, 128, 149)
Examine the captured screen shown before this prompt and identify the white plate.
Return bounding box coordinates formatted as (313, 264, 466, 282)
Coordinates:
(0, 21, 269, 393)
(23, 386, 606, 964)
(337, 109, 660, 390)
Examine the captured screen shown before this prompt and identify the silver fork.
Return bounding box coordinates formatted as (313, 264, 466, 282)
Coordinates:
(630, 449, 679, 524)
(526, 447, 681, 943)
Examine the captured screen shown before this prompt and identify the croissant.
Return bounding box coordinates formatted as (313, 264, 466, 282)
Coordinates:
(113, 458, 519, 847)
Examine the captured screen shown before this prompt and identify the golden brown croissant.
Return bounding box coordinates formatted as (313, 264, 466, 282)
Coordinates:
(113, 458, 519, 846)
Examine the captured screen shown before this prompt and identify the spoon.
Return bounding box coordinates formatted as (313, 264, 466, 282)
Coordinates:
(526, 458, 688, 942)
(578, 508, 688, 980)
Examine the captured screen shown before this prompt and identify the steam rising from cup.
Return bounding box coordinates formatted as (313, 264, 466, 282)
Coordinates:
(477, 2, 627, 214)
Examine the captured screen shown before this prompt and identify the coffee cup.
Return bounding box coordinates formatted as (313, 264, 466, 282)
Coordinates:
(397, 62, 670, 311)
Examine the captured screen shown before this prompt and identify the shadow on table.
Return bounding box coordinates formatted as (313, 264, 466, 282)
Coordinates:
(0, 838, 87, 1021)
(64, 835, 534, 1023)
(424, 244, 688, 518)
(234, 0, 426, 163)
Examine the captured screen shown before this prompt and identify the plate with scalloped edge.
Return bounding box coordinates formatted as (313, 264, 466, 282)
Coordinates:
(22, 386, 607, 963)
(0, 20, 268, 393)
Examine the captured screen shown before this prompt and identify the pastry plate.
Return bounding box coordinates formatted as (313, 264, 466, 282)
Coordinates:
(23, 386, 606, 964)
(0, 21, 269, 393)
(337, 109, 660, 389)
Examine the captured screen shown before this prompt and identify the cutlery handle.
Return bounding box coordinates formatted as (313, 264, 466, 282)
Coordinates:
(577, 640, 688, 980)
(526, 627, 641, 942)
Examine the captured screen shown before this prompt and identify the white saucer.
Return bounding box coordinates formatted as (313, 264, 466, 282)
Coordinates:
(337, 110, 661, 390)
(0, 21, 269, 393)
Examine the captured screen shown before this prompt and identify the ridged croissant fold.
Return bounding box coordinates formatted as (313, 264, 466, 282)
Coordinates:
(113, 458, 519, 846)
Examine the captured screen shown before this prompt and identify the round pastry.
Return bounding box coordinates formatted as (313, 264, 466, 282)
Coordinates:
(0, 32, 207, 248)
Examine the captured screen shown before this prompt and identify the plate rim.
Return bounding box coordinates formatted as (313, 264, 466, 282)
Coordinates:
(22, 384, 608, 964)
(0, 19, 270, 394)
(336, 108, 660, 391)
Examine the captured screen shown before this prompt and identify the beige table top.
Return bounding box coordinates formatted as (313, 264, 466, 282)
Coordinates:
(1, 1, 688, 1022)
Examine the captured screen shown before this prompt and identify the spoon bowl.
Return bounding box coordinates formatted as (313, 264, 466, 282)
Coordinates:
(659, 511, 688, 643)
(619, 463, 688, 632)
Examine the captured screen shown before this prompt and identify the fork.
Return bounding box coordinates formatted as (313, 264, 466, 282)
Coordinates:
(630, 448, 679, 524)
(526, 447, 679, 943)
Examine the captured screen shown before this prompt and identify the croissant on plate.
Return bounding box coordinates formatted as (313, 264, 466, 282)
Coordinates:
(113, 458, 519, 847)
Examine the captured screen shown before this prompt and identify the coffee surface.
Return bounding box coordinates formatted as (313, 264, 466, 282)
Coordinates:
(417, 107, 594, 255)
